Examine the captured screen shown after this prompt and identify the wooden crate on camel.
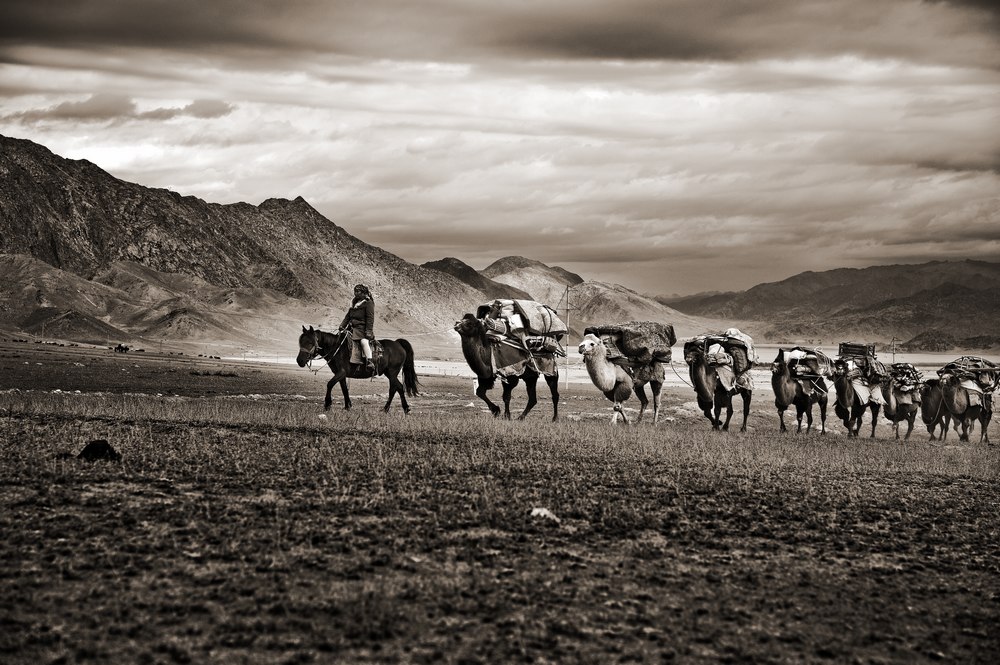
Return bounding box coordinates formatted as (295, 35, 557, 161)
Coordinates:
(836, 341, 888, 405)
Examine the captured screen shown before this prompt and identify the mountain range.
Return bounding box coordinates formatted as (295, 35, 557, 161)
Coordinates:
(659, 262, 1000, 350)
(2, 133, 996, 356)
(0, 134, 705, 356)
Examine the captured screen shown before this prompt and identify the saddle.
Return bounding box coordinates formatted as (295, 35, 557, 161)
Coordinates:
(350, 339, 382, 371)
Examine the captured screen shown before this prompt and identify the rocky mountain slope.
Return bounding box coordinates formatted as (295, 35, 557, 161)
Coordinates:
(481, 256, 584, 309)
(0, 134, 489, 352)
(422, 257, 531, 301)
(661, 261, 1000, 348)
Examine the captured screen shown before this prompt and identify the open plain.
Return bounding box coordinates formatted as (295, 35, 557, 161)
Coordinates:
(1, 340, 998, 663)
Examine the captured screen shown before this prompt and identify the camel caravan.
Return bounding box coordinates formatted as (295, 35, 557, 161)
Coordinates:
(306, 295, 997, 440)
(444, 296, 999, 440)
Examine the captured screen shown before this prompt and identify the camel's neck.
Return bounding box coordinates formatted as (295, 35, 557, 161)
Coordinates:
(459, 333, 493, 379)
(833, 376, 854, 409)
(771, 364, 798, 404)
(690, 361, 715, 402)
(583, 352, 618, 393)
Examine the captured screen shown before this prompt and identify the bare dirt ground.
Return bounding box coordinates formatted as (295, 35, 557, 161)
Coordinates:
(1, 340, 998, 664)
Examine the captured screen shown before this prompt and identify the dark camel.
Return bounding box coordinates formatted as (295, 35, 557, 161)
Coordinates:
(920, 379, 952, 441)
(938, 372, 984, 442)
(879, 377, 919, 441)
(771, 348, 828, 434)
(454, 314, 559, 421)
(832, 360, 881, 438)
(684, 340, 751, 432)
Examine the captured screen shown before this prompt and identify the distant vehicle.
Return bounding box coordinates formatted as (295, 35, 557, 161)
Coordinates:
(113, 343, 129, 353)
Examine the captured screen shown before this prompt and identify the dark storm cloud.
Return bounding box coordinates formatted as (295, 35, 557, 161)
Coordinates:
(6, 93, 233, 123)
(1, 0, 997, 70)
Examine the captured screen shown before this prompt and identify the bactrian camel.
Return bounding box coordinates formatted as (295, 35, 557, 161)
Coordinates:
(579, 333, 636, 425)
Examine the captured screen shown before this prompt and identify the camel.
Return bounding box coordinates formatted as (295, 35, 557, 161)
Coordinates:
(771, 348, 828, 434)
(919, 379, 951, 441)
(880, 377, 919, 441)
(938, 372, 984, 442)
(578, 334, 633, 424)
(832, 360, 881, 438)
(684, 339, 751, 432)
(454, 314, 559, 421)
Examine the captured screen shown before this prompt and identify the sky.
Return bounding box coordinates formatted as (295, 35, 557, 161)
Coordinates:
(1, 1, 998, 296)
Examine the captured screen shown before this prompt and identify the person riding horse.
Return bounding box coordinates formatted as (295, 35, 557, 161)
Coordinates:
(340, 284, 376, 372)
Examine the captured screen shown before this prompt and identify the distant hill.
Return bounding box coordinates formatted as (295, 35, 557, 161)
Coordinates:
(663, 261, 1000, 346)
(422, 257, 531, 301)
(481, 256, 584, 310)
(0, 134, 495, 353)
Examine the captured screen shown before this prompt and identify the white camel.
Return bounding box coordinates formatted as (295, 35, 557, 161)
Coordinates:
(579, 333, 635, 425)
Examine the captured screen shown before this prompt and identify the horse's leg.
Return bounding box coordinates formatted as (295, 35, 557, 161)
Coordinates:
(634, 383, 649, 424)
(544, 373, 560, 422)
(325, 370, 350, 411)
(517, 375, 538, 421)
(383, 366, 408, 414)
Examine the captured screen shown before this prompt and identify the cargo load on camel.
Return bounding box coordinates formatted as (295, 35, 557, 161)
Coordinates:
(888, 362, 923, 405)
(475, 299, 567, 378)
(937, 356, 1000, 395)
(837, 341, 887, 405)
(583, 321, 676, 367)
(688, 328, 757, 393)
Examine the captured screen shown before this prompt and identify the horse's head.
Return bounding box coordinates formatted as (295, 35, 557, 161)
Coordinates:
(578, 333, 604, 357)
(297, 325, 322, 367)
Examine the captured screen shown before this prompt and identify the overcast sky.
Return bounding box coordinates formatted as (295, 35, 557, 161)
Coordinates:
(1, 1, 998, 295)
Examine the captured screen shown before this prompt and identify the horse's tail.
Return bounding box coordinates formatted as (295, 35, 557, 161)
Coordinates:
(397, 338, 420, 396)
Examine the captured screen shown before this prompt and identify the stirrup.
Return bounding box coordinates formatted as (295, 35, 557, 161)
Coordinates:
(365, 359, 376, 372)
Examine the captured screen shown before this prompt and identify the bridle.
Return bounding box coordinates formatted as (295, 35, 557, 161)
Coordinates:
(299, 329, 349, 373)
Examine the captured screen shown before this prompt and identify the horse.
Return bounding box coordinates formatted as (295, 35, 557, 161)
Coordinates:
(684, 339, 751, 432)
(454, 314, 559, 421)
(771, 348, 828, 434)
(832, 359, 881, 438)
(296, 326, 419, 412)
(920, 379, 952, 441)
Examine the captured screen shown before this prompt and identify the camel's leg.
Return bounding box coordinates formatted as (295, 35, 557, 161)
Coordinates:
(719, 392, 735, 431)
(517, 376, 539, 421)
(740, 390, 751, 433)
(651, 381, 662, 425)
(795, 402, 805, 433)
(501, 377, 519, 420)
(634, 384, 649, 424)
(818, 395, 828, 435)
(476, 384, 502, 417)
(869, 404, 880, 438)
(777, 406, 788, 433)
(543, 373, 560, 422)
(904, 412, 915, 440)
(804, 401, 814, 433)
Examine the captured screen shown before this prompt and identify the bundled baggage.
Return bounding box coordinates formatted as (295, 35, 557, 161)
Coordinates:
(783, 347, 834, 379)
(937, 356, 999, 394)
(888, 363, 923, 393)
(685, 328, 757, 392)
(583, 321, 676, 366)
(476, 299, 567, 363)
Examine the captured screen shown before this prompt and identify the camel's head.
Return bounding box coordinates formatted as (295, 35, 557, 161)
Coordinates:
(453, 313, 480, 337)
(771, 349, 787, 374)
(578, 333, 605, 357)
